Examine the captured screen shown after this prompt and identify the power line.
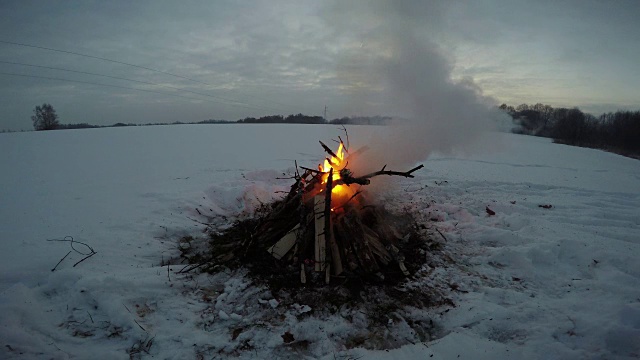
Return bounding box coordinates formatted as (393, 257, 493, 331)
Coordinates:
(0, 60, 278, 112)
(0, 39, 295, 111)
(0, 39, 210, 86)
(0, 72, 260, 108)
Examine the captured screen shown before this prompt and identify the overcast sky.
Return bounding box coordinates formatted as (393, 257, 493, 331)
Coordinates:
(1, 0, 639, 130)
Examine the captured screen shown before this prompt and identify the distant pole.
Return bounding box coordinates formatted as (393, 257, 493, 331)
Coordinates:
(324, 105, 327, 122)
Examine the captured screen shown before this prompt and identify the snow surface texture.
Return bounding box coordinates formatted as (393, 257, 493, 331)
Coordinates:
(1, 125, 639, 359)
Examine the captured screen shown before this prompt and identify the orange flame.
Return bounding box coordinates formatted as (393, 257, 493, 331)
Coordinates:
(319, 142, 354, 201)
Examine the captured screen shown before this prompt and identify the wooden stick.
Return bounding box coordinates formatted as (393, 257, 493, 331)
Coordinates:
(323, 169, 343, 275)
(342, 213, 379, 272)
(334, 218, 359, 271)
(338, 175, 370, 186)
(323, 168, 333, 239)
(299, 166, 326, 175)
(336, 164, 424, 187)
(51, 251, 72, 272)
(332, 190, 363, 212)
(338, 136, 347, 154)
(285, 177, 302, 200)
(398, 261, 410, 276)
(73, 251, 97, 267)
(340, 125, 350, 150)
(361, 225, 392, 265)
(318, 169, 334, 272)
(319, 140, 338, 159)
(388, 244, 410, 276)
(325, 264, 331, 284)
(360, 164, 424, 180)
(267, 224, 300, 259)
(314, 194, 326, 272)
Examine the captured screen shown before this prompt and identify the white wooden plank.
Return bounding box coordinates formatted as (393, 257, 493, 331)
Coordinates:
(267, 224, 300, 260)
(314, 195, 326, 271)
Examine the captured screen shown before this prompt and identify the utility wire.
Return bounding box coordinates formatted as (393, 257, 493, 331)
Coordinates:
(0, 39, 210, 86)
(0, 60, 278, 112)
(0, 39, 294, 111)
(0, 72, 256, 107)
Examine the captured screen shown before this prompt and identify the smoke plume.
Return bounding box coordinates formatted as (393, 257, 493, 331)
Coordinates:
(323, 1, 502, 174)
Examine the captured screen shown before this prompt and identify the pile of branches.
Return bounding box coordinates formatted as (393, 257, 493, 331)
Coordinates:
(179, 139, 426, 287)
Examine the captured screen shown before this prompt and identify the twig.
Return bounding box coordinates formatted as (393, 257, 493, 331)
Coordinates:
(143, 336, 155, 354)
(300, 166, 326, 175)
(332, 190, 363, 211)
(51, 251, 72, 272)
(319, 140, 339, 159)
(47, 236, 95, 255)
(178, 264, 191, 273)
(324, 169, 333, 233)
(340, 125, 350, 150)
(338, 136, 348, 154)
(48, 236, 97, 269)
(73, 252, 96, 267)
(186, 216, 214, 226)
(323, 169, 334, 275)
(335, 164, 424, 187)
(177, 261, 208, 274)
(339, 173, 370, 186)
(134, 319, 147, 332)
(361, 164, 424, 180)
(435, 228, 447, 242)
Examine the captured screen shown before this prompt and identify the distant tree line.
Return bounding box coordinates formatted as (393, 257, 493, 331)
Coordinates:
(237, 113, 325, 124)
(57, 123, 102, 130)
(329, 115, 393, 125)
(197, 119, 235, 124)
(501, 103, 640, 157)
(26, 103, 398, 132)
(232, 113, 397, 125)
(23, 101, 639, 156)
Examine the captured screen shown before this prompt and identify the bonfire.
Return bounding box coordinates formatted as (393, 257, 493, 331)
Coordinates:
(180, 136, 425, 286)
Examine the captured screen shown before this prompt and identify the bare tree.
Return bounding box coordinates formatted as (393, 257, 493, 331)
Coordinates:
(31, 103, 60, 131)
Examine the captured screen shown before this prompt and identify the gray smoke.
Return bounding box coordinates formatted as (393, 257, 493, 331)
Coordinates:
(323, 1, 502, 174)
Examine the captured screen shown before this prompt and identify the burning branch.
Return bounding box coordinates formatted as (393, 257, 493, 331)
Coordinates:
(361, 164, 425, 180)
(336, 164, 425, 187)
(340, 125, 350, 150)
(319, 140, 339, 159)
(299, 166, 325, 175)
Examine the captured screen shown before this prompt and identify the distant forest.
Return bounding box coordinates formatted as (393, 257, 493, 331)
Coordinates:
(1, 113, 393, 133)
(502, 103, 640, 158)
(237, 114, 393, 125)
(4, 105, 638, 159)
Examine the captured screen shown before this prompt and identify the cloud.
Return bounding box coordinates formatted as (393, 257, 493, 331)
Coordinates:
(1, 0, 638, 130)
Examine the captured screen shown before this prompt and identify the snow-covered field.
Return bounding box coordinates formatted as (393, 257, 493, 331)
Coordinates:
(1, 125, 639, 359)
